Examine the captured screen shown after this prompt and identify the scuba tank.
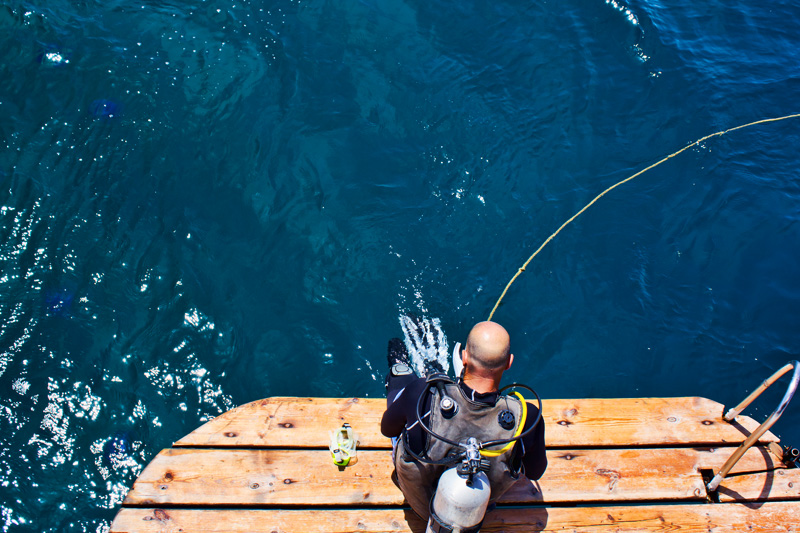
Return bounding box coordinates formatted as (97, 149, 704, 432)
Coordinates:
(426, 439, 491, 533)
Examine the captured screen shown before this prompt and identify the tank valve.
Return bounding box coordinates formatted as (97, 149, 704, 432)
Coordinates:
(441, 396, 458, 419)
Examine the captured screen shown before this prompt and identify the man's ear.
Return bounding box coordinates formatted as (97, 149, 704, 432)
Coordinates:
(506, 353, 514, 371)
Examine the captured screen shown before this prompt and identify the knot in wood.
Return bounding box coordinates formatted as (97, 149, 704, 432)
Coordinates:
(224, 431, 238, 438)
(702, 420, 714, 426)
(595, 469, 620, 491)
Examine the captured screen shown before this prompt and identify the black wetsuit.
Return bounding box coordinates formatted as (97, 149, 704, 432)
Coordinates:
(381, 373, 547, 481)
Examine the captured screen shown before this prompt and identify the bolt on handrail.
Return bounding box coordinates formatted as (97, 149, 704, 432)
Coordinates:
(707, 360, 800, 492)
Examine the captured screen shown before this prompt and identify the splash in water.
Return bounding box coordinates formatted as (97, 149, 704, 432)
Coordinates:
(399, 314, 450, 377)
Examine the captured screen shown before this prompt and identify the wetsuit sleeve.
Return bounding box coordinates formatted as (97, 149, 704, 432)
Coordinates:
(380, 374, 422, 438)
(520, 401, 547, 480)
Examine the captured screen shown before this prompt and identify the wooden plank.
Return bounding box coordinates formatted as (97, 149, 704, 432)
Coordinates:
(175, 397, 388, 449)
(544, 397, 776, 447)
(123, 446, 784, 507)
(504, 445, 786, 504)
(110, 502, 800, 533)
(174, 397, 777, 449)
(718, 468, 800, 502)
(688, 445, 786, 474)
(124, 448, 399, 507)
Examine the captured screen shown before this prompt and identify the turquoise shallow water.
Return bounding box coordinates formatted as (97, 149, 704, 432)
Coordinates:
(2, 0, 800, 530)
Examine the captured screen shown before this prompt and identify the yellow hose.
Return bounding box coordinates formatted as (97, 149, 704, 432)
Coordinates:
(480, 391, 528, 457)
(488, 113, 800, 321)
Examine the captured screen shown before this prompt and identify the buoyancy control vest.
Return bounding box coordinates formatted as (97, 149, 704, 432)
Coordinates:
(394, 381, 525, 520)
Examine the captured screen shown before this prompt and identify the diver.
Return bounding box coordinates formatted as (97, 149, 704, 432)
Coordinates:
(381, 320, 547, 527)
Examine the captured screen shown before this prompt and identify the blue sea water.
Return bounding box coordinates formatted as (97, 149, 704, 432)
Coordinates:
(1, 0, 800, 530)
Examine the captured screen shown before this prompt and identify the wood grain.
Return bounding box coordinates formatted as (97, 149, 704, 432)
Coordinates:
(110, 502, 800, 533)
(175, 397, 386, 448)
(174, 397, 777, 449)
(543, 396, 776, 447)
(718, 468, 800, 502)
(123, 446, 784, 506)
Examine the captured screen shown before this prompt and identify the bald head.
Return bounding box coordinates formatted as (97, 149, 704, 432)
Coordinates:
(465, 321, 511, 372)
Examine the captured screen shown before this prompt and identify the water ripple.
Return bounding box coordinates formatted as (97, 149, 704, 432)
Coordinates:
(2, 0, 800, 530)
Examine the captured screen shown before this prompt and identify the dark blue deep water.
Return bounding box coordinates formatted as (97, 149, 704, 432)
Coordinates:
(2, 0, 800, 530)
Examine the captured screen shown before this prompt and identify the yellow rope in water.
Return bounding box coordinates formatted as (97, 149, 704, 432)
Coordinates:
(487, 113, 800, 321)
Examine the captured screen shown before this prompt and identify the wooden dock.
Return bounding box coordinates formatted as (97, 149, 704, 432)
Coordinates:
(110, 396, 800, 532)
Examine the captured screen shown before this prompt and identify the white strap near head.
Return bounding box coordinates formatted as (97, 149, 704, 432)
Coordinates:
(452, 342, 464, 378)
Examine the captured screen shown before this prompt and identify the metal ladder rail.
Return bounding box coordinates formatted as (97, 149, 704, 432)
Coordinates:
(707, 360, 800, 492)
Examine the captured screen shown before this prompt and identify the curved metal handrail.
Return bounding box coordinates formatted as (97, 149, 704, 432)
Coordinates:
(707, 360, 800, 492)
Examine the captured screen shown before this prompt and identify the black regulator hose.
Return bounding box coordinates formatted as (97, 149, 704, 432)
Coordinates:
(414, 376, 462, 448)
